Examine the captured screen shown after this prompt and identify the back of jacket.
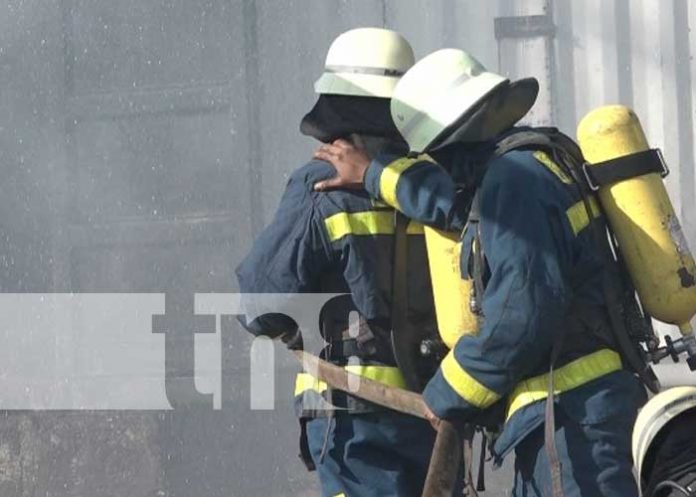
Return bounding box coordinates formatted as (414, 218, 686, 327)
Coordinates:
(236, 159, 437, 416)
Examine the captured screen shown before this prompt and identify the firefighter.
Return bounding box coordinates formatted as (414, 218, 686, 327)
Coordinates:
(236, 29, 449, 497)
(633, 386, 696, 497)
(314, 48, 646, 497)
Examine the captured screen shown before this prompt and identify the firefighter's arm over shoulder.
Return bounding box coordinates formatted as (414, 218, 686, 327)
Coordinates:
(235, 165, 332, 341)
(423, 152, 575, 419)
(363, 154, 470, 232)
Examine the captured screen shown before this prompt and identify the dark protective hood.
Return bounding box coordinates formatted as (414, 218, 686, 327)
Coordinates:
(300, 94, 405, 144)
(429, 77, 540, 150)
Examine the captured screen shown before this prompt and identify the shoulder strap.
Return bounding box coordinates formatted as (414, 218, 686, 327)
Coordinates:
(468, 192, 486, 317)
(391, 211, 423, 392)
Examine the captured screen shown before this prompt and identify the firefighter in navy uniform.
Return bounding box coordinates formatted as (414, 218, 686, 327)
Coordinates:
(315, 49, 646, 497)
(633, 386, 696, 497)
(236, 29, 448, 497)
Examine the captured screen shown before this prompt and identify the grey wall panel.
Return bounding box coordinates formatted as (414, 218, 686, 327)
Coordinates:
(70, 0, 237, 93)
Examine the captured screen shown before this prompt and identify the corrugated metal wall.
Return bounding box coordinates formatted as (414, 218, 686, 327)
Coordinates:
(553, 0, 695, 241)
(0, 1, 694, 495)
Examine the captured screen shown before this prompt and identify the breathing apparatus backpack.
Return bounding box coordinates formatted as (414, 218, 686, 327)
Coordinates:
(425, 105, 696, 393)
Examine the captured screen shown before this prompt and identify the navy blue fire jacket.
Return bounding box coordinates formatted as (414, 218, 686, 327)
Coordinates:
(363, 147, 644, 461)
(236, 159, 436, 415)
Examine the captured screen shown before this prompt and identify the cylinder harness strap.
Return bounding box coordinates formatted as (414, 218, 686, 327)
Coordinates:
(545, 340, 564, 497)
(581, 148, 668, 191)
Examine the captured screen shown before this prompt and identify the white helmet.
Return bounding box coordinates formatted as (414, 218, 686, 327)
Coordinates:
(314, 28, 415, 98)
(632, 386, 696, 485)
(391, 48, 538, 153)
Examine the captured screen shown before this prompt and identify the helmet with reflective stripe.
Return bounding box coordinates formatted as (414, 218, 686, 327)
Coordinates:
(391, 48, 538, 153)
(632, 386, 696, 484)
(314, 28, 415, 98)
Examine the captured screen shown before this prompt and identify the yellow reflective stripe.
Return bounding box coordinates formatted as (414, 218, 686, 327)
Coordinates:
(441, 350, 501, 408)
(566, 196, 601, 236)
(294, 372, 327, 396)
(294, 366, 406, 396)
(530, 150, 602, 235)
(324, 211, 424, 241)
(344, 365, 407, 389)
(505, 348, 622, 421)
(333, 493, 346, 497)
(324, 211, 393, 241)
(533, 150, 573, 184)
(379, 156, 428, 211)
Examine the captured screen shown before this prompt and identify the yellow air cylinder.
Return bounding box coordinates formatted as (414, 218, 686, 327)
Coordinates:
(577, 105, 696, 334)
(423, 227, 479, 348)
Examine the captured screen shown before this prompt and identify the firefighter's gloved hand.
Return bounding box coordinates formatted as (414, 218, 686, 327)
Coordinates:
(313, 139, 370, 190)
(281, 328, 304, 351)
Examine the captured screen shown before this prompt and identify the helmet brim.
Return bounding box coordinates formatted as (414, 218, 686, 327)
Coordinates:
(429, 77, 540, 151)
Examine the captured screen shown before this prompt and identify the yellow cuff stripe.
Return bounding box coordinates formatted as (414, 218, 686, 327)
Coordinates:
(506, 348, 622, 420)
(440, 350, 501, 408)
(324, 211, 424, 242)
(566, 196, 601, 235)
(379, 156, 426, 211)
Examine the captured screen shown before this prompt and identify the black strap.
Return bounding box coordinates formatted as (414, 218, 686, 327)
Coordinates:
(466, 192, 486, 316)
(471, 226, 486, 317)
(476, 430, 487, 492)
(545, 322, 566, 497)
(298, 418, 316, 471)
(491, 127, 584, 163)
(585, 201, 661, 392)
(462, 425, 478, 497)
(583, 149, 667, 190)
(325, 339, 364, 360)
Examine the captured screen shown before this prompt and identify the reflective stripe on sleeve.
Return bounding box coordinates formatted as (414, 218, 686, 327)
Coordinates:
(379, 156, 427, 211)
(505, 348, 622, 420)
(324, 211, 424, 242)
(440, 350, 501, 408)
